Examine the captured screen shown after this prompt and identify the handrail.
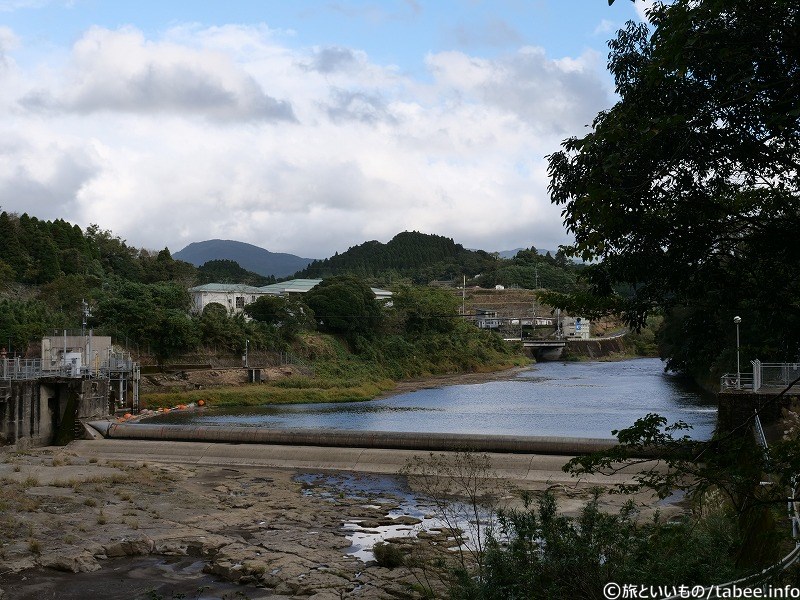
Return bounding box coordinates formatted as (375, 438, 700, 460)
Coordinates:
(0, 357, 137, 381)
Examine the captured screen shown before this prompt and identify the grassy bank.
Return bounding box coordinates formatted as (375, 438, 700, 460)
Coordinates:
(142, 326, 529, 410)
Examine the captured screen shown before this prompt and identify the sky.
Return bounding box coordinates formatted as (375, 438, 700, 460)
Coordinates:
(0, 0, 655, 259)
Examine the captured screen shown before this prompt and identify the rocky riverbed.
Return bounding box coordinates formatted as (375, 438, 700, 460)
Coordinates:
(0, 442, 678, 599)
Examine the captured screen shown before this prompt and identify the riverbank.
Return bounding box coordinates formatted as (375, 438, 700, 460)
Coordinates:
(140, 359, 531, 411)
(372, 364, 531, 399)
(0, 441, 678, 599)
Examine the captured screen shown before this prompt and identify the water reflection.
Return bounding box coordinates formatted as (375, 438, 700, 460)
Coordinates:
(150, 358, 717, 439)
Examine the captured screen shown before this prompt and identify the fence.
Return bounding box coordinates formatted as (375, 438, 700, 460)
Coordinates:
(720, 361, 800, 393)
(1, 355, 137, 381)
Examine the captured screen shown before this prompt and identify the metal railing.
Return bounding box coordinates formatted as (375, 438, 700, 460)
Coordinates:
(720, 372, 754, 391)
(720, 361, 800, 393)
(1, 356, 137, 381)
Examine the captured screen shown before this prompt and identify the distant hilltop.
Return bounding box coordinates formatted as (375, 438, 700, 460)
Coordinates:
(174, 239, 316, 278)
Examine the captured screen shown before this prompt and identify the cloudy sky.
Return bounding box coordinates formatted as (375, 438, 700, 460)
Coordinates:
(0, 0, 653, 259)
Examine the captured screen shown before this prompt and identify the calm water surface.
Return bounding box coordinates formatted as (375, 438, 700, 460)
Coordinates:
(151, 358, 717, 439)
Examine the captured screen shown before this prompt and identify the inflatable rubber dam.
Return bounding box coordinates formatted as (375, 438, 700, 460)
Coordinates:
(88, 421, 619, 455)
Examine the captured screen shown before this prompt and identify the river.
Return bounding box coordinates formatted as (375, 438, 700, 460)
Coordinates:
(149, 358, 717, 440)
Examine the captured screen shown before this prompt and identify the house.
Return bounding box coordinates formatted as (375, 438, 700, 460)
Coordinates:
(475, 308, 501, 329)
(189, 279, 392, 315)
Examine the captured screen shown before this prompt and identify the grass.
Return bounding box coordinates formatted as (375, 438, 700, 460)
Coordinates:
(142, 378, 396, 409)
(27, 538, 41, 554)
(140, 329, 529, 410)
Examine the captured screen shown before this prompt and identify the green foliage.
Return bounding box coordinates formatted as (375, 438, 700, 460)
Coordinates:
(0, 298, 65, 352)
(546, 0, 800, 377)
(304, 276, 382, 339)
(297, 231, 480, 283)
(295, 233, 581, 291)
(563, 413, 794, 572)
(473, 247, 583, 292)
(391, 285, 461, 335)
(452, 491, 741, 599)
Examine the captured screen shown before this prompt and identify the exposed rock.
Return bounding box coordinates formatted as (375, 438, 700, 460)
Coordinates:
(103, 537, 155, 557)
(39, 552, 101, 573)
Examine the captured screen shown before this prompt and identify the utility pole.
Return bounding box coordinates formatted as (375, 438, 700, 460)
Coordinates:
(462, 275, 466, 317)
(734, 316, 742, 389)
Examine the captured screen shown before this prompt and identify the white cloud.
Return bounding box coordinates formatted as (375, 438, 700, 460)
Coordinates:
(19, 26, 296, 122)
(0, 23, 613, 258)
(425, 46, 608, 136)
(593, 19, 617, 36)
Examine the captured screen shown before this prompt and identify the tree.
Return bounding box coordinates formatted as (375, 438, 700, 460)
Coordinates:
(390, 285, 460, 335)
(304, 276, 382, 339)
(546, 0, 800, 379)
(244, 294, 314, 339)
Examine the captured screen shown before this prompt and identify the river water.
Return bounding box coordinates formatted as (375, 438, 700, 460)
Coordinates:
(150, 358, 717, 440)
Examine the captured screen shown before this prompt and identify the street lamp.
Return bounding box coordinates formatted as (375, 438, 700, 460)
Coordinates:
(245, 339, 249, 368)
(733, 316, 742, 389)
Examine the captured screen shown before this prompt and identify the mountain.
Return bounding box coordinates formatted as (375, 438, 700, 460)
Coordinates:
(294, 231, 491, 282)
(174, 239, 315, 278)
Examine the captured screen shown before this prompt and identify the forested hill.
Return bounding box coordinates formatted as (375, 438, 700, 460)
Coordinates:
(296, 231, 490, 282)
(295, 231, 583, 291)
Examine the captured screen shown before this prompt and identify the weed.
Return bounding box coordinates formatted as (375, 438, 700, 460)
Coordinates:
(373, 542, 406, 568)
(84, 498, 98, 507)
(97, 510, 107, 525)
(21, 475, 39, 489)
(28, 538, 41, 554)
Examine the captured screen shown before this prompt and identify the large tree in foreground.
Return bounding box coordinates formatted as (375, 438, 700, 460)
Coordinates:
(546, 0, 800, 379)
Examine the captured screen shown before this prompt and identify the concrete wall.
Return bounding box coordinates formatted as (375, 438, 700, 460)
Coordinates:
(0, 378, 110, 446)
(717, 390, 800, 433)
(565, 336, 626, 359)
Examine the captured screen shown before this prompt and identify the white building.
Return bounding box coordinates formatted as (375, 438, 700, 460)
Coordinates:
(475, 308, 501, 329)
(188, 283, 275, 315)
(189, 279, 392, 315)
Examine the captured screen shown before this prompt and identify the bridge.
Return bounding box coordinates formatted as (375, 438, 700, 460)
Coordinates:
(503, 338, 566, 360)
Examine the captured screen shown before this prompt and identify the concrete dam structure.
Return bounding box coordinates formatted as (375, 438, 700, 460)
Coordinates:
(1, 378, 110, 446)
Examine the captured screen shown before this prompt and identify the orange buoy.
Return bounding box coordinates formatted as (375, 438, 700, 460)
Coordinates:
(198, 399, 205, 407)
(123, 413, 133, 419)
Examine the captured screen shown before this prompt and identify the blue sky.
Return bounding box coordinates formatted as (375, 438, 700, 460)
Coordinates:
(0, 0, 653, 257)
